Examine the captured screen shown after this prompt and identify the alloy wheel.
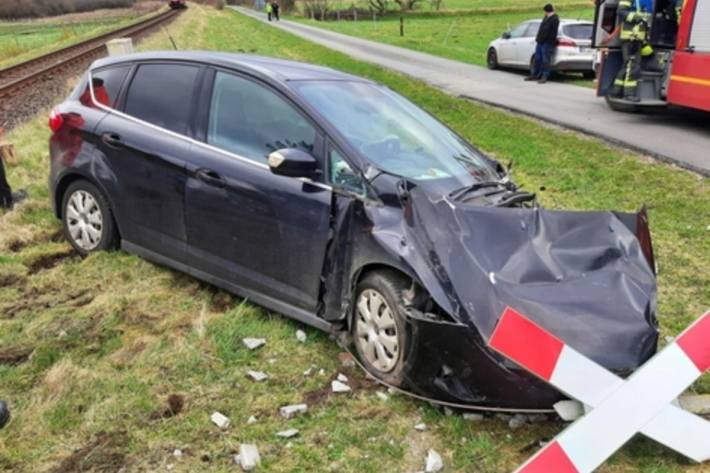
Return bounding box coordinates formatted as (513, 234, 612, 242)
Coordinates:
(65, 190, 103, 251)
(355, 289, 400, 373)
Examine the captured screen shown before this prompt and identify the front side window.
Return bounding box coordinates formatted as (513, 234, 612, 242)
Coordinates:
(124, 63, 200, 134)
(82, 65, 130, 108)
(207, 71, 317, 164)
(294, 81, 498, 184)
(330, 148, 365, 195)
(510, 22, 530, 38)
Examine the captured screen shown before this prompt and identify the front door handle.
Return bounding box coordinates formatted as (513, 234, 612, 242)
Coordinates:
(101, 132, 123, 149)
(195, 168, 225, 188)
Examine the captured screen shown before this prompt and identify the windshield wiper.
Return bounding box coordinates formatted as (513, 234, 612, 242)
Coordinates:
(449, 180, 509, 201)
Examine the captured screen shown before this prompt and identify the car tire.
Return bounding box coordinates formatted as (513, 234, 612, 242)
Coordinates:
(487, 48, 499, 70)
(61, 180, 119, 256)
(352, 271, 410, 386)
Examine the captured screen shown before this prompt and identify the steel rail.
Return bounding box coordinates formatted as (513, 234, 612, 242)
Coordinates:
(0, 9, 179, 98)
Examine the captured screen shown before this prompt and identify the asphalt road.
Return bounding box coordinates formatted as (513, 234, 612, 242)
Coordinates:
(235, 7, 710, 176)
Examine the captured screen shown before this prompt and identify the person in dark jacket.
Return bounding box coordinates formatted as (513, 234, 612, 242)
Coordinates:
(271, 1, 280, 21)
(0, 400, 9, 429)
(0, 155, 26, 210)
(526, 3, 560, 83)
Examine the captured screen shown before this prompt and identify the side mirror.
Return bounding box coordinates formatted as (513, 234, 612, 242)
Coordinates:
(502, 32, 511, 39)
(268, 148, 318, 178)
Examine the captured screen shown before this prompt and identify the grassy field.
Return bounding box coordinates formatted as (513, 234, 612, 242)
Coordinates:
(290, 4, 595, 71)
(0, 3, 164, 69)
(0, 3, 708, 472)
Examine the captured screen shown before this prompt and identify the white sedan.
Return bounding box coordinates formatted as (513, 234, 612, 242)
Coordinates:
(487, 19, 595, 78)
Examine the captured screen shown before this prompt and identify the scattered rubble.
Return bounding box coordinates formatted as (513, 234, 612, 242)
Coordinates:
(508, 414, 527, 430)
(246, 370, 268, 382)
(276, 428, 300, 438)
(210, 412, 230, 429)
(279, 403, 308, 419)
(318, 368, 326, 376)
(336, 373, 348, 383)
(680, 394, 710, 415)
(463, 413, 484, 422)
(296, 329, 307, 343)
(554, 400, 585, 422)
(235, 444, 260, 471)
(247, 415, 258, 425)
(376, 391, 389, 401)
(173, 449, 182, 458)
(414, 423, 427, 432)
(303, 366, 314, 376)
(425, 449, 444, 473)
(331, 380, 351, 393)
(338, 352, 356, 368)
(243, 338, 266, 350)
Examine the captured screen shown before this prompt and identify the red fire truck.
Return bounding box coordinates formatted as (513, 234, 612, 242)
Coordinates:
(594, 0, 710, 112)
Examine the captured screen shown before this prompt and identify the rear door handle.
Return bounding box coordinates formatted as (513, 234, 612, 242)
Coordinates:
(195, 168, 225, 188)
(101, 132, 123, 149)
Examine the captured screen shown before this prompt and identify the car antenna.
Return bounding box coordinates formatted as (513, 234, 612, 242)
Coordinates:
(163, 26, 179, 50)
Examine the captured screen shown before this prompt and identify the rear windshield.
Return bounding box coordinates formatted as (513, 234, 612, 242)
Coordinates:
(563, 24, 593, 40)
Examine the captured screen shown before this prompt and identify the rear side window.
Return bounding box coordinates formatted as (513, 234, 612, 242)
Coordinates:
(79, 66, 130, 108)
(207, 71, 316, 164)
(563, 24, 593, 40)
(124, 63, 200, 134)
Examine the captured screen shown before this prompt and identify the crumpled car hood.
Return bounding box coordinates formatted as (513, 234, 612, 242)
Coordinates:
(401, 186, 658, 371)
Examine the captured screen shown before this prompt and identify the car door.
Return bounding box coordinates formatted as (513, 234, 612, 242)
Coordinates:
(499, 22, 530, 66)
(95, 62, 201, 262)
(184, 69, 332, 312)
(518, 21, 542, 67)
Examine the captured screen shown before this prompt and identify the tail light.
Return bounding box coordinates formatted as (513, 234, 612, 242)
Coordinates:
(557, 38, 577, 47)
(49, 109, 64, 132)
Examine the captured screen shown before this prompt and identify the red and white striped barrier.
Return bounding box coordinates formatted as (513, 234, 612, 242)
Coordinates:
(489, 307, 710, 473)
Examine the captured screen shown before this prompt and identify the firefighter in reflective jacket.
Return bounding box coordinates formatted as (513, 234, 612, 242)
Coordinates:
(612, 0, 653, 101)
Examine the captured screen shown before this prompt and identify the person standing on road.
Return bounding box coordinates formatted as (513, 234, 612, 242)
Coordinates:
(0, 148, 27, 210)
(526, 3, 560, 84)
(611, 0, 653, 101)
(271, 1, 280, 21)
(265, 1, 273, 21)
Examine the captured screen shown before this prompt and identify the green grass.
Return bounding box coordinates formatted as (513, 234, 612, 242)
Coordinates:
(290, 7, 594, 71)
(0, 7, 165, 69)
(0, 3, 707, 472)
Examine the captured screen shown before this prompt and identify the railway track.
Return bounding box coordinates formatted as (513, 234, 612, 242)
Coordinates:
(0, 8, 181, 130)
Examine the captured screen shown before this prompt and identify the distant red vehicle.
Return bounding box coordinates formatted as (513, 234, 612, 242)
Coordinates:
(169, 0, 187, 10)
(594, 0, 710, 113)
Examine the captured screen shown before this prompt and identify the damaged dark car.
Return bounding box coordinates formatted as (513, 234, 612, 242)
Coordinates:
(49, 52, 658, 409)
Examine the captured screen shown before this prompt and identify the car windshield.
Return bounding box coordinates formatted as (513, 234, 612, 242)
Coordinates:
(293, 81, 498, 183)
(563, 24, 593, 40)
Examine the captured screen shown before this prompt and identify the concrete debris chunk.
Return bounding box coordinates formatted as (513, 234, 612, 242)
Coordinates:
(237, 444, 260, 471)
(296, 329, 307, 343)
(247, 415, 258, 425)
(336, 373, 348, 383)
(463, 413, 484, 422)
(679, 394, 710, 415)
(210, 411, 230, 429)
(243, 338, 266, 350)
(276, 428, 300, 438)
(376, 391, 389, 401)
(414, 423, 427, 432)
(425, 449, 444, 473)
(280, 403, 308, 419)
(331, 380, 351, 393)
(246, 370, 268, 382)
(173, 449, 183, 458)
(553, 400, 585, 422)
(303, 366, 314, 376)
(318, 368, 326, 376)
(338, 352, 356, 368)
(508, 414, 527, 430)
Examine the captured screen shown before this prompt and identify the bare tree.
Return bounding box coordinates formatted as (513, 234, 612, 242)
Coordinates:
(367, 0, 388, 14)
(302, 0, 331, 19)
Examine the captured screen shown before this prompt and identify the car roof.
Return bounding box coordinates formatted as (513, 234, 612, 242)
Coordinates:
(90, 51, 373, 84)
(525, 19, 592, 24)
